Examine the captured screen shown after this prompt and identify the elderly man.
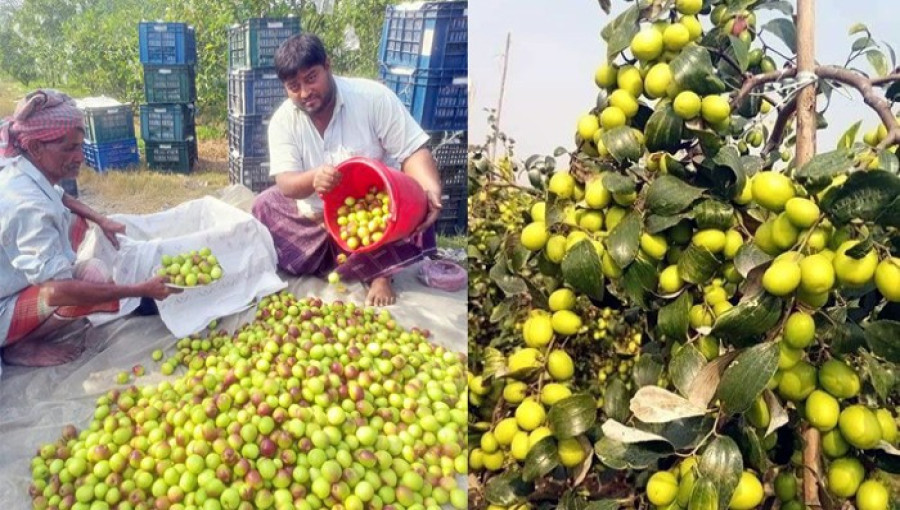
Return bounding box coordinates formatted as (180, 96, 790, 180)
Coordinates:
(252, 33, 443, 307)
(0, 89, 177, 368)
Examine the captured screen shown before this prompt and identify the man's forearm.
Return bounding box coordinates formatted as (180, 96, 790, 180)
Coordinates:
(62, 194, 104, 225)
(276, 168, 319, 200)
(40, 279, 145, 307)
(402, 148, 442, 197)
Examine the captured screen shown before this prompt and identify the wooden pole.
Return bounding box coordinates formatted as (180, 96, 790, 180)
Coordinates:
(796, 0, 822, 507)
(492, 32, 511, 160)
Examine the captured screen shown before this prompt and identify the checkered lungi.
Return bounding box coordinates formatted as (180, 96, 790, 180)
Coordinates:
(252, 186, 436, 282)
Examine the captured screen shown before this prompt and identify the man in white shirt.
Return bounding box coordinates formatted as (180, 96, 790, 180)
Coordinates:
(0, 90, 178, 368)
(252, 34, 443, 307)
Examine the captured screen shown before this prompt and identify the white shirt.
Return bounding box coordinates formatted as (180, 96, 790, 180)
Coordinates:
(0, 156, 76, 345)
(267, 76, 430, 217)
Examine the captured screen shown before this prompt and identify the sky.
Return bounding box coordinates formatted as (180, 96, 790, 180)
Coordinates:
(469, 1, 899, 162)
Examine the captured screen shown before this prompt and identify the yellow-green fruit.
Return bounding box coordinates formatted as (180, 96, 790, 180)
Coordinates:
(783, 311, 815, 349)
(494, 418, 520, 446)
(515, 398, 546, 431)
(778, 361, 817, 401)
(673, 91, 702, 120)
(645, 63, 674, 98)
(528, 427, 553, 448)
(875, 409, 898, 444)
(470, 375, 489, 395)
(701, 95, 731, 124)
(617, 66, 644, 97)
(609, 88, 640, 118)
(558, 438, 586, 468)
(613, 190, 637, 206)
(605, 206, 627, 230)
(503, 381, 527, 404)
(819, 359, 861, 399)
(510, 431, 530, 461)
(469, 449, 485, 470)
(541, 383, 572, 406)
(827, 457, 865, 498)
(531, 201, 546, 222)
(689, 305, 714, 329)
(693, 229, 727, 253)
(630, 28, 664, 61)
(676, 467, 697, 507)
(723, 230, 742, 259)
(573, 184, 585, 202)
(663, 24, 691, 51)
(480, 431, 499, 453)
(579, 210, 604, 232)
(508, 348, 542, 373)
(680, 16, 702, 40)
(833, 241, 878, 288)
(483, 451, 504, 471)
(595, 63, 619, 89)
(566, 232, 589, 252)
(763, 260, 802, 296)
(675, 0, 702, 15)
(729, 471, 764, 510)
(585, 178, 611, 208)
(602, 252, 623, 278)
(754, 220, 780, 255)
(821, 429, 850, 458)
(551, 310, 582, 336)
(778, 341, 803, 370)
(752, 172, 796, 212)
(641, 233, 668, 260)
(747, 395, 771, 429)
(548, 172, 576, 199)
(521, 221, 549, 251)
(838, 405, 883, 449)
(547, 350, 575, 381)
(698, 336, 720, 360)
(734, 179, 753, 205)
(600, 106, 627, 129)
(784, 198, 820, 228)
(704, 286, 728, 306)
(723, 262, 742, 283)
(577, 114, 600, 141)
(875, 257, 900, 301)
(548, 288, 577, 312)
(646, 471, 679, 506)
(546, 235, 567, 263)
(805, 390, 840, 431)
(659, 265, 684, 293)
(799, 253, 835, 294)
(775, 472, 798, 502)
(772, 213, 799, 251)
(713, 301, 733, 317)
(523, 311, 553, 348)
(856, 480, 890, 510)
(797, 287, 829, 308)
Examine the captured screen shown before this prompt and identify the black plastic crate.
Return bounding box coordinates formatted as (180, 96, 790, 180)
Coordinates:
(228, 114, 269, 158)
(140, 104, 196, 142)
(435, 184, 466, 235)
(82, 105, 135, 144)
(138, 22, 197, 65)
(228, 155, 274, 193)
(228, 17, 301, 70)
(144, 66, 197, 104)
(227, 69, 286, 117)
(145, 140, 197, 173)
(426, 130, 466, 189)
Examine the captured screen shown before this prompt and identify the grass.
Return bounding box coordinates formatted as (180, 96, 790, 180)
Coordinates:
(437, 234, 467, 250)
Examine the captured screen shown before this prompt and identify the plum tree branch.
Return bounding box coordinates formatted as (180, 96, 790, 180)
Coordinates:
(731, 68, 799, 110)
(762, 96, 798, 160)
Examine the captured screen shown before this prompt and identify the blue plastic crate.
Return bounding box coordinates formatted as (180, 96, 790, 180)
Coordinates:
(228, 17, 301, 70)
(140, 104, 196, 142)
(380, 67, 467, 131)
(227, 69, 286, 117)
(82, 139, 140, 173)
(228, 114, 270, 158)
(378, 1, 467, 72)
(139, 22, 197, 65)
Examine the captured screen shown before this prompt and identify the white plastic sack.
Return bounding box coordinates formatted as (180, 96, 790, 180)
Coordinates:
(76, 196, 286, 337)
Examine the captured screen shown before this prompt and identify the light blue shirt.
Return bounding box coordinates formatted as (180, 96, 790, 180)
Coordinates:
(0, 156, 76, 344)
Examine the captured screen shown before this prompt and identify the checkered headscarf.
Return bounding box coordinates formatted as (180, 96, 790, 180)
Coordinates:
(0, 89, 84, 157)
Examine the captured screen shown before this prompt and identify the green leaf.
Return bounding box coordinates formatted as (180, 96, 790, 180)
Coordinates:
(762, 18, 797, 52)
(848, 22, 869, 36)
(601, 126, 643, 164)
(484, 470, 534, 506)
(736, 424, 769, 473)
(861, 350, 896, 402)
(693, 200, 735, 230)
(886, 81, 900, 102)
(877, 149, 899, 173)
(864, 320, 900, 362)
(597, 0, 612, 15)
(820, 170, 900, 227)
(728, 35, 750, 72)
(646, 212, 692, 234)
(548, 394, 598, 440)
(607, 211, 642, 270)
(710, 293, 783, 346)
(622, 256, 659, 309)
(644, 105, 685, 153)
(852, 37, 874, 52)
(601, 4, 640, 60)
(632, 356, 664, 388)
(670, 344, 707, 397)
(489, 262, 528, 295)
(701, 146, 746, 200)
(699, 435, 744, 510)
(717, 343, 780, 415)
(561, 240, 605, 302)
(505, 232, 531, 271)
(795, 149, 854, 192)
(658, 292, 692, 342)
(559, 491, 589, 510)
(603, 378, 631, 423)
(867, 49, 889, 76)
(594, 435, 673, 470)
(482, 347, 509, 380)
(670, 45, 727, 95)
(630, 386, 708, 423)
(553, 146, 569, 157)
(545, 192, 566, 227)
(734, 244, 773, 278)
(677, 244, 720, 284)
(845, 234, 874, 259)
(837, 121, 863, 151)
(646, 175, 706, 216)
(584, 500, 619, 510)
(602, 172, 637, 194)
(522, 436, 559, 481)
(740, 155, 765, 177)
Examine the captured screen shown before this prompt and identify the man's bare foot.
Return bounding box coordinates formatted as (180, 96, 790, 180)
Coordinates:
(2, 335, 85, 367)
(365, 276, 396, 307)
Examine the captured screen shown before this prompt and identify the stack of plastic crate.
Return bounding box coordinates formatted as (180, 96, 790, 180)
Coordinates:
(78, 98, 140, 176)
(377, 1, 468, 234)
(227, 17, 299, 192)
(139, 21, 198, 173)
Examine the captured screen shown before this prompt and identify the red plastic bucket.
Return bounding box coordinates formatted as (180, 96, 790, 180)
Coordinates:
(322, 157, 427, 254)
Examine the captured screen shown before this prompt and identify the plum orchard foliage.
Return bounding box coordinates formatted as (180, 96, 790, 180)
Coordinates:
(467, 1, 900, 509)
(0, 0, 402, 123)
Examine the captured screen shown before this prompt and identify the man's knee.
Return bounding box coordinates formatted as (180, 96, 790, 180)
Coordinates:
(73, 258, 112, 283)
